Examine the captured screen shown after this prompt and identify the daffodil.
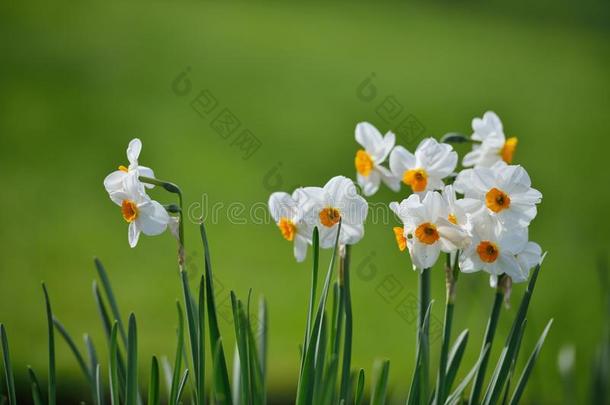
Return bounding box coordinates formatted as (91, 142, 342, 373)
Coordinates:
(268, 190, 315, 262)
(459, 212, 529, 285)
(108, 173, 170, 248)
(389, 138, 457, 194)
(390, 191, 469, 270)
(300, 176, 368, 248)
(454, 163, 542, 227)
(354, 122, 400, 196)
(104, 138, 156, 196)
(463, 111, 518, 168)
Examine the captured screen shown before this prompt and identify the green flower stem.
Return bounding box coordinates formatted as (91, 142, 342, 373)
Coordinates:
(419, 267, 431, 401)
(469, 282, 505, 405)
(339, 245, 352, 402)
(437, 253, 458, 404)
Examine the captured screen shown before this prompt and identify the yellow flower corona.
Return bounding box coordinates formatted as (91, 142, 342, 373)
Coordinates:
(500, 137, 518, 164)
(485, 187, 511, 213)
(403, 168, 428, 192)
(278, 217, 296, 241)
(414, 222, 440, 245)
(319, 207, 341, 228)
(393, 227, 407, 251)
(355, 149, 374, 177)
(477, 241, 499, 263)
(448, 214, 457, 224)
(121, 200, 139, 223)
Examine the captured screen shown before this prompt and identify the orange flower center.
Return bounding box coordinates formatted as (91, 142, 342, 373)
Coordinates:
(319, 207, 341, 228)
(485, 188, 511, 213)
(403, 168, 428, 192)
(118, 165, 129, 172)
(448, 214, 457, 225)
(477, 241, 499, 263)
(500, 137, 518, 164)
(278, 217, 296, 241)
(121, 200, 138, 222)
(393, 227, 407, 252)
(355, 150, 374, 177)
(414, 222, 439, 245)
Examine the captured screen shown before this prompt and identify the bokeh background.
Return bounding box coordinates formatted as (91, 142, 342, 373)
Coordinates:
(1, 0, 609, 403)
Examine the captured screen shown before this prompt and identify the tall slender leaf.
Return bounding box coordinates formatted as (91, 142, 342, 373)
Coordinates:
(340, 245, 353, 402)
(370, 360, 390, 405)
(444, 329, 469, 394)
(27, 367, 43, 405)
(95, 258, 127, 345)
(126, 314, 138, 405)
(354, 369, 365, 405)
(445, 344, 490, 405)
(197, 275, 206, 405)
(53, 319, 91, 384)
(199, 223, 232, 404)
(42, 283, 56, 405)
(109, 323, 121, 405)
(0, 324, 16, 405)
(148, 356, 160, 405)
(508, 319, 553, 405)
(170, 303, 185, 405)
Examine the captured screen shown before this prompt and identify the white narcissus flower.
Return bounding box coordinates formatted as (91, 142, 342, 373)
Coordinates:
(389, 138, 457, 194)
(454, 163, 542, 228)
(354, 122, 400, 196)
(268, 190, 315, 262)
(108, 173, 170, 248)
(104, 138, 156, 196)
(390, 191, 470, 270)
(301, 176, 368, 248)
(440, 184, 483, 230)
(459, 213, 528, 285)
(463, 111, 518, 168)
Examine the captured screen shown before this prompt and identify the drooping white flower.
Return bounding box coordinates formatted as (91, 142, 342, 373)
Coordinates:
(454, 163, 542, 228)
(104, 138, 156, 196)
(389, 138, 457, 194)
(300, 176, 368, 248)
(463, 111, 518, 168)
(459, 212, 528, 285)
(390, 191, 470, 270)
(268, 190, 315, 262)
(108, 173, 170, 248)
(354, 122, 400, 196)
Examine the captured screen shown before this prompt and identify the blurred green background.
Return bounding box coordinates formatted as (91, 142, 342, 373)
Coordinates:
(1, 0, 609, 403)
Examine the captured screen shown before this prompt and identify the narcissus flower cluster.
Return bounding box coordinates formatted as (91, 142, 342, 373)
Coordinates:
(268, 111, 544, 288)
(268, 176, 368, 262)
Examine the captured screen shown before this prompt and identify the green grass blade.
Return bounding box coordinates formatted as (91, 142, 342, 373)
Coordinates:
(95, 258, 127, 345)
(109, 322, 121, 405)
(296, 222, 342, 405)
(436, 298, 455, 404)
(508, 319, 553, 405)
(148, 356, 160, 405)
(245, 299, 265, 405)
(197, 275, 206, 405)
(0, 324, 16, 405)
(180, 270, 199, 394)
(257, 296, 268, 397)
(175, 369, 189, 403)
(407, 301, 433, 405)
(27, 366, 43, 405)
(126, 313, 138, 405)
(199, 222, 232, 404)
(445, 343, 490, 405)
(444, 329, 469, 394)
(418, 268, 431, 403)
(170, 302, 185, 405)
(230, 293, 252, 403)
(369, 360, 390, 405)
(85, 334, 103, 405)
(42, 283, 56, 405)
(231, 342, 242, 405)
(93, 281, 113, 338)
(354, 368, 365, 405)
(340, 245, 353, 402)
(53, 318, 92, 385)
(468, 290, 504, 405)
(95, 364, 103, 405)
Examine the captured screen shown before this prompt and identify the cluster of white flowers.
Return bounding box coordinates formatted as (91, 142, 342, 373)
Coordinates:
(268, 176, 368, 262)
(103, 139, 170, 247)
(270, 111, 544, 287)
